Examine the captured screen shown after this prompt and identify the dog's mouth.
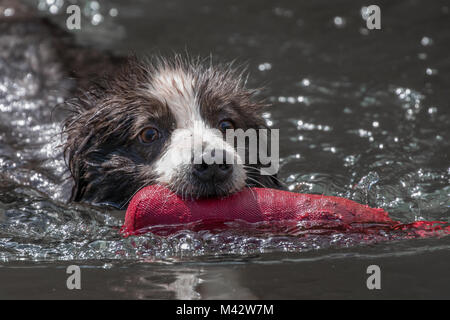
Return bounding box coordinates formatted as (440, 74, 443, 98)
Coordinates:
(168, 180, 241, 200)
(163, 168, 245, 200)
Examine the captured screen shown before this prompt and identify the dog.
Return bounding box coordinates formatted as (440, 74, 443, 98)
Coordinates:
(63, 56, 283, 208)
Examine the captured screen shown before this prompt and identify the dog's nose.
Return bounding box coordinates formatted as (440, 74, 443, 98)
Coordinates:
(193, 162, 233, 182)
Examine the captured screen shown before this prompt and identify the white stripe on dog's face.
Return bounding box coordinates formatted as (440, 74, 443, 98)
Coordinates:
(148, 68, 200, 127)
(149, 68, 246, 194)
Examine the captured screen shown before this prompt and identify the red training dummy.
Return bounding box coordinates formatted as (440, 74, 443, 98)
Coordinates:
(120, 185, 450, 237)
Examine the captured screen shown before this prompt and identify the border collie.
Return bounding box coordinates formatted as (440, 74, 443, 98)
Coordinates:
(63, 56, 282, 208)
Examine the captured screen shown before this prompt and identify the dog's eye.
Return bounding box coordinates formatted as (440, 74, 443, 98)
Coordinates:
(218, 120, 235, 133)
(139, 127, 160, 144)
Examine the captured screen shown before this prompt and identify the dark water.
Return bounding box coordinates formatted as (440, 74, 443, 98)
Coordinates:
(0, 0, 449, 299)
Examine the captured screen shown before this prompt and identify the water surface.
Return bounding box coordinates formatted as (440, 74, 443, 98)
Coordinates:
(0, 0, 449, 299)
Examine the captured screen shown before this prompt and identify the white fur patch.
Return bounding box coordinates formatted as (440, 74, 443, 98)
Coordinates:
(148, 69, 200, 127)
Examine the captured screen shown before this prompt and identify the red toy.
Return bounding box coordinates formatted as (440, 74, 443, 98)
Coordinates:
(121, 185, 450, 237)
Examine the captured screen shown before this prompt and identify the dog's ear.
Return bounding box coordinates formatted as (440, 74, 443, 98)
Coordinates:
(62, 92, 98, 203)
(64, 127, 94, 202)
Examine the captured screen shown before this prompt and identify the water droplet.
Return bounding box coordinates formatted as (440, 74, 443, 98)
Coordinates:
(180, 243, 190, 250)
(49, 4, 58, 14)
(273, 7, 293, 18)
(361, 6, 370, 19)
(3, 7, 15, 16)
(92, 13, 103, 25)
(354, 171, 380, 204)
(109, 8, 118, 17)
(343, 107, 352, 114)
(359, 28, 369, 36)
(428, 107, 437, 114)
(301, 78, 310, 87)
(333, 16, 346, 27)
(258, 62, 272, 71)
(287, 97, 296, 104)
(344, 154, 358, 167)
(425, 68, 437, 75)
(418, 53, 427, 60)
(90, 1, 100, 11)
(420, 36, 433, 46)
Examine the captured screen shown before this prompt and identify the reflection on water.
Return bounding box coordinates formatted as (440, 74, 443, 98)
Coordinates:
(0, 0, 449, 298)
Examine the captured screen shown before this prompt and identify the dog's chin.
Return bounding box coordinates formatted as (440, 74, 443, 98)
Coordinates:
(169, 180, 243, 200)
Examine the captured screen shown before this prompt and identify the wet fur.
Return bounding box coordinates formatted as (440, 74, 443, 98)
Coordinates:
(63, 56, 282, 208)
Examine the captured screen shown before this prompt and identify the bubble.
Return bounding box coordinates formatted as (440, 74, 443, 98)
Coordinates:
(418, 53, 427, 60)
(420, 36, 433, 46)
(428, 107, 437, 114)
(180, 243, 190, 250)
(273, 7, 293, 18)
(90, 1, 100, 11)
(92, 13, 103, 25)
(258, 63, 272, 71)
(109, 8, 118, 17)
(359, 28, 369, 36)
(333, 16, 346, 28)
(49, 4, 58, 14)
(425, 68, 437, 75)
(361, 7, 370, 19)
(344, 155, 358, 167)
(3, 8, 15, 17)
(301, 78, 310, 87)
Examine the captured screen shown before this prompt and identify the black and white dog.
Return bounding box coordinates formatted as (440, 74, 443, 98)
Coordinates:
(64, 56, 282, 208)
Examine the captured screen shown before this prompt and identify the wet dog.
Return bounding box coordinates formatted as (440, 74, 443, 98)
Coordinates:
(63, 57, 282, 208)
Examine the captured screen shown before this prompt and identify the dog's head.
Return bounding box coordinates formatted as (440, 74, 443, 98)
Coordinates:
(63, 56, 280, 207)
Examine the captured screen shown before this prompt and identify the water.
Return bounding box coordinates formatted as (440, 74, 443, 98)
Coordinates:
(0, 0, 449, 298)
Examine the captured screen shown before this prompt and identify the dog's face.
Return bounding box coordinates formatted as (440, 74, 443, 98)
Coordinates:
(64, 57, 280, 208)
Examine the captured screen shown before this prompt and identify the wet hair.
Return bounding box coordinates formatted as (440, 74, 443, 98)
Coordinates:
(63, 55, 282, 208)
